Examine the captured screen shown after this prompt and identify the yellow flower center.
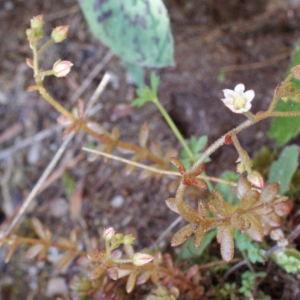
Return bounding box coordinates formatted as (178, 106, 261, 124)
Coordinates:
(233, 95, 246, 109)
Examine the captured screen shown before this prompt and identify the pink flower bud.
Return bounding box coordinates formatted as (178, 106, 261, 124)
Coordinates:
(132, 253, 153, 266)
(51, 25, 69, 43)
(103, 227, 115, 240)
(31, 15, 44, 30)
(52, 60, 73, 77)
(247, 171, 264, 189)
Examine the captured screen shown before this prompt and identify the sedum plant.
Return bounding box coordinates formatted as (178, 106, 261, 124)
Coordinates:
(2, 14, 300, 299)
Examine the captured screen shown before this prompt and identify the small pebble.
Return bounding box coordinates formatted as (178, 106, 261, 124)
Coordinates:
(111, 195, 124, 208)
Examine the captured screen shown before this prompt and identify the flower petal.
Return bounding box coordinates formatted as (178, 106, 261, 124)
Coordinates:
(234, 83, 245, 94)
(223, 89, 236, 99)
(244, 90, 255, 102)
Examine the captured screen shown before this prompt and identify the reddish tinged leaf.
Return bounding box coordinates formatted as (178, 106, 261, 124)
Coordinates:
(194, 225, 205, 249)
(165, 148, 178, 161)
(150, 141, 163, 158)
(56, 237, 74, 248)
(175, 200, 200, 223)
(123, 244, 134, 258)
(231, 215, 251, 232)
(56, 252, 76, 273)
(240, 189, 259, 208)
(189, 163, 205, 178)
(262, 212, 281, 227)
(211, 190, 229, 216)
(236, 177, 252, 199)
(117, 269, 131, 279)
(111, 104, 134, 120)
(244, 214, 264, 242)
(44, 228, 52, 241)
(255, 205, 274, 215)
(139, 123, 149, 148)
(77, 98, 85, 118)
(25, 244, 44, 260)
(111, 127, 121, 140)
(70, 178, 85, 221)
(126, 270, 138, 293)
(107, 267, 119, 280)
(165, 198, 179, 213)
(198, 200, 207, 219)
(87, 251, 105, 263)
(170, 157, 185, 174)
(5, 238, 19, 263)
(153, 252, 163, 265)
(274, 202, 292, 216)
(186, 265, 199, 280)
(38, 246, 48, 262)
(89, 264, 106, 280)
(218, 225, 235, 262)
(136, 270, 152, 285)
(186, 178, 208, 189)
(207, 201, 217, 214)
(171, 223, 197, 247)
(163, 253, 173, 269)
(31, 218, 47, 240)
(259, 183, 279, 203)
(150, 269, 160, 284)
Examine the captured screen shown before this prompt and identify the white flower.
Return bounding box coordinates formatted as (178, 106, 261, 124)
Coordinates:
(221, 84, 255, 113)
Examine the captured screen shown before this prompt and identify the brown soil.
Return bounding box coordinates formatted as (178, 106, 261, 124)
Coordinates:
(0, 0, 300, 299)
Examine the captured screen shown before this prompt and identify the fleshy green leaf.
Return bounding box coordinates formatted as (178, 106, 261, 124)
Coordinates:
(268, 145, 299, 194)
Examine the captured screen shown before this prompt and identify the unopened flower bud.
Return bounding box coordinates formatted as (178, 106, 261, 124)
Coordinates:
(132, 252, 153, 266)
(51, 25, 69, 43)
(31, 15, 44, 30)
(53, 60, 73, 77)
(247, 171, 264, 189)
(103, 227, 115, 240)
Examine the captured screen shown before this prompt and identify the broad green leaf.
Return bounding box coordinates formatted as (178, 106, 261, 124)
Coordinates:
(268, 40, 300, 146)
(268, 145, 299, 194)
(78, 0, 174, 67)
